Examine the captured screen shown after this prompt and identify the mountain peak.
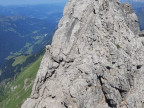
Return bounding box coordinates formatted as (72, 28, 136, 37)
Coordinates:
(22, 0, 144, 108)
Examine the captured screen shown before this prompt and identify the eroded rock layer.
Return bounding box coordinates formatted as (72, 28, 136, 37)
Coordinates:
(22, 0, 144, 108)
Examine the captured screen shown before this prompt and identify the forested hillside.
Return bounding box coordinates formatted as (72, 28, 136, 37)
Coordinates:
(0, 50, 44, 108)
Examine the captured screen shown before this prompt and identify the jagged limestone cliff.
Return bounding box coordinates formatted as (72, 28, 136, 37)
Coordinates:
(22, 0, 144, 107)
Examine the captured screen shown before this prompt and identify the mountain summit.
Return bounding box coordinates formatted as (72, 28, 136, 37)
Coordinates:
(22, 0, 144, 107)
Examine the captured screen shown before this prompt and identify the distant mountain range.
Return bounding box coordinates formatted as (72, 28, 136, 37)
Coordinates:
(0, 15, 55, 66)
(0, 4, 64, 66)
(0, 4, 64, 22)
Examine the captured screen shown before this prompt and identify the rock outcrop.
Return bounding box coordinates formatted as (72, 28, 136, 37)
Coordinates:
(22, 0, 144, 108)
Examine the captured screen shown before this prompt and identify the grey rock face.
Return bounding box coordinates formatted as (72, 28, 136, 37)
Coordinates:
(22, 0, 144, 108)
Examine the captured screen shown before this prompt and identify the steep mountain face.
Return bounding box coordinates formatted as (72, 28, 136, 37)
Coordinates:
(22, 0, 144, 108)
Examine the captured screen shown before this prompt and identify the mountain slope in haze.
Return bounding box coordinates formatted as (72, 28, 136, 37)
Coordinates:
(0, 4, 65, 22)
(0, 15, 56, 66)
(0, 4, 67, 67)
(22, 0, 144, 108)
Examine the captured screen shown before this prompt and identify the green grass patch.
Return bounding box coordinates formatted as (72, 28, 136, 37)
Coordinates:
(24, 43, 31, 48)
(32, 30, 38, 34)
(12, 55, 29, 67)
(116, 44, 121, 49)
(0, 69, 2, 76)
(35, 39, 43, 44)
(6, 55, 15, 60)
(26, 46, 34, 54)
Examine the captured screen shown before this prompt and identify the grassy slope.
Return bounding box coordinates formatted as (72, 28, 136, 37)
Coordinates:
(0, 54, 43, 108)
(12, 55, 29, 67)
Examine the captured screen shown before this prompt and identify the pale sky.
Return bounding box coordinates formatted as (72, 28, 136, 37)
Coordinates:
(1, 0, 143, 6)
(121, 0, 144, 2)
(0, 0, 68, 6)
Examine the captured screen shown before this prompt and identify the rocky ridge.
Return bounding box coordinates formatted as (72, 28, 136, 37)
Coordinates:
(22, 0, 144, 108)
